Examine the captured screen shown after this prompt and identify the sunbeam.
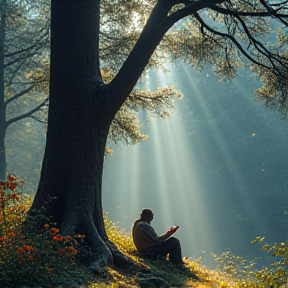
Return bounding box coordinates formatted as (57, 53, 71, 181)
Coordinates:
(103, 143, 142, 225)
(146, 67, 220, 264)
(178, 64, 266, 242)
(103, 63, 288, 269)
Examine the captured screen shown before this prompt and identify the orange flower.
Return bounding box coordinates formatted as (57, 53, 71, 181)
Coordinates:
(46, 265, 53, 272)
(7, 193, 15, 199)
(0, 236, 7, 242)
(16, 247, 24, 254)
(74, 234, 85, 238)
(58, 247, 78, 255)
(23, 245, 37, 252)
(50, 227, 59, 234)
(57, 248, 64, 255)
(65, 235, 72, 241)
(44, 224, 49, 229)
(7, 232, 16, 237)
(53, 235, 64, 241)
(7, 174, 16, 182)
(66, 247, 78, 253)
(17, 246, 37, 254)
(8, 182, 18, 192)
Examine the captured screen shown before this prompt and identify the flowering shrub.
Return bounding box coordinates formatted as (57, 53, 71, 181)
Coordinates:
(0, 174, 89, 287)
(250, 237, 287, 287)
(213, 237, 287, 288)
(104, 214, 135, 254)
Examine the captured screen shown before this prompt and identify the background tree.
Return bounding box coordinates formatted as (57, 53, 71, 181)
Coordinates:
(0, 0, 50, 180)
(30, 0, 288, 269)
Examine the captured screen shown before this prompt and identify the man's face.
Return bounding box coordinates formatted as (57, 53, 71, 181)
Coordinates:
(148, 212, 154, 223)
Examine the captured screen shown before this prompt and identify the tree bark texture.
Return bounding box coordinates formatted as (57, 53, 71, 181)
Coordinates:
(31, 0, 115, 265)
(0, 126, 6, 181)
(30, 0, 184, 268)
(31, 0, 216, 268)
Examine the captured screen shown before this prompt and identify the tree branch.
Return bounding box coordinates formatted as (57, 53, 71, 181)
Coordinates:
(7, 58, 28, 86)
(4, 28, 49, 58)
(6, 98, 48, 127)
(112, 118, 138, 140)
(270, 1, 288, 6)
(108, 0, 173, 110)
(193, 12, 273, 71)
(29, 115, 47, 124)
(164, 0, 227, 24)
(4, 50, 40, 69)
(232, 13, 288, 73)
(109, 0, 226, 114)
(5, 85, 35, 107)
(211, 5, 288, 26)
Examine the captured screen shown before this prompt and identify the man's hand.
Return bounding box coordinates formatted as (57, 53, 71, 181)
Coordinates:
(168, 225, 179, 234)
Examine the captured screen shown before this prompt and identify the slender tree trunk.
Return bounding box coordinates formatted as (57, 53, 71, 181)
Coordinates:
(0, 3, 7, 181)
(0, 126, 6, 181)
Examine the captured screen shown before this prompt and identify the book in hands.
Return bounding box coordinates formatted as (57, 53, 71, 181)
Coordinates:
(169, 225, 179, 232)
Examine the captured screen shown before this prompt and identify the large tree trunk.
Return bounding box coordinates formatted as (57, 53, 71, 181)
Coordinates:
(31, 0, 127, 268)
(0, 4, 7, 181)
(31, 0, 184, 269)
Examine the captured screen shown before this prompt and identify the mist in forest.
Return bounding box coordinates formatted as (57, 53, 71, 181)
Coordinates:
(102, 64, 288, 269)
(6, 63, 287, 269)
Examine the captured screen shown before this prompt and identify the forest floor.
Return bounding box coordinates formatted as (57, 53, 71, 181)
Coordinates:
(85, 219, 247, 288)
(1, 192, 285, 288)
(84, 218, 286, 287)
(86, 254, 220, 288)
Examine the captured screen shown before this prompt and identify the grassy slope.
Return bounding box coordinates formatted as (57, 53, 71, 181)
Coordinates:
(1, 190, 286, 288)
(86, 218, 242, 288)
(86, 217, 287, 288)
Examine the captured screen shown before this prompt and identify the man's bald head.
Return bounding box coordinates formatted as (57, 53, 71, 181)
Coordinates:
(140, 208, 154, 223)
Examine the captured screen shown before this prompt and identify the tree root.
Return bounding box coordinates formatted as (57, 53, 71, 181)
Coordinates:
(88, 254, 110, 275)
(59, 216, 113, 273)
(57, 214, 135, 272)
(105, 239, 135, 268)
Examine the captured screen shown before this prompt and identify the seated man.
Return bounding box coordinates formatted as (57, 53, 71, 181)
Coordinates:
(132, 208, 183, 265)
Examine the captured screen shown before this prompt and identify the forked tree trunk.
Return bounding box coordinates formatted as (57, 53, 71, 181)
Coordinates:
(30, 0, 185, 268)
(31, 0, 127, 267)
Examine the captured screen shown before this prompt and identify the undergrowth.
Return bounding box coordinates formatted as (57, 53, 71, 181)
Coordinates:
(0, 175, 287, 287)
(0, 175, 90, 287)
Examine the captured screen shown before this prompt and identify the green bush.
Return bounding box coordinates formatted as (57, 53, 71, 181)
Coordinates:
(0, 175, 89, 287)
